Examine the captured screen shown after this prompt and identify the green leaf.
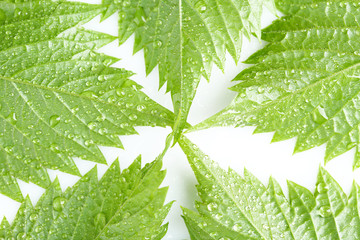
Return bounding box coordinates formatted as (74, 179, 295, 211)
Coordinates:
(193, 0, 360, 168)
(0, 0, 175, 201)
(0, 156, 172, 239)
(102, 0, 275, 139)
(179, 136, 360, 240)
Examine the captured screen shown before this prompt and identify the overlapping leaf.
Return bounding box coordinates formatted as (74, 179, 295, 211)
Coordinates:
(194, 0, 360, 168)
(0, 156, 172, 239)
(101, 0, 275, 139)
(179, 136, 360, 239)
(0, 0, 174, 201)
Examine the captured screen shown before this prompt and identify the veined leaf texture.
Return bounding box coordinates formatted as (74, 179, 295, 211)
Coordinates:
(101, 0, 275, 139)
(180, 136, 360, 240)
(0, 157, 171, 239)
(194, 0, 360, 168)
(0, 0, 174, 201)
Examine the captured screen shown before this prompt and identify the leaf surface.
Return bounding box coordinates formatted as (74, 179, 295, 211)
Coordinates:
(179, 136, 360, 240)
(0, 156, 172, 239)
(102, 0, 275, 139)
(0, 0, 174, 201)
(193, 0, 360, 168)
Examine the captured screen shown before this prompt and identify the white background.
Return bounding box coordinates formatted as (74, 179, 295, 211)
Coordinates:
(2, 7, 360, 240)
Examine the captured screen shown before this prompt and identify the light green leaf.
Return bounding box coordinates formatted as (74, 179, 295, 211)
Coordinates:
(179, 136, 360, 240)
(101, 0, 275, 139)
(0, 0, 174, 201)
(0, 156, 172, 239)
(193, 0, 360, 168)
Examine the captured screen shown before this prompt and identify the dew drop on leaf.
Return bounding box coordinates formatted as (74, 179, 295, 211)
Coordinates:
(6, 112, 17, 125)
(49, 115, 60, 127)
(87, 121, 97, 130)
(207, 202, 218, 211)
(136, 104, 145, 111)
(16, 232, 25, 240)
(232, 223, 242, 231)
(155, 39, 163, 47)
(50, 143, 60, 153)
(129, 114, 138, 121)
(316, 183, 328, 194)
(84, 140, 93, 146)
(53, 197, 66, 211)
(29, 213, 38, 222)
(318, 206, 331, 217)
(98, 75, 106, 82)
(80, 91, 97, 98)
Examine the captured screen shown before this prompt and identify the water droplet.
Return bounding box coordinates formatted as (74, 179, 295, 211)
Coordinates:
(311, 111, 324, 124)
(53, 197, 66, 211)
(316, 183, 328, 194)
(6, 112, 17, 124)
(34, 225, 42, 233)
(99, 128, 107, 135)
(318, 206, 331, 217)
(136, 105, 145, 111)
(129, 114, 138, 121)
(232, 223, 242, 231)
(98, 75, 106, 82)
(29, 213, 38, 222)
(87, 121, 97, 130)
(80, 91, 98, 98)
(116, 89, 125, 96)
(16, 232, 25, 240)
(49, 115, 60, 127)
(155, 39, 163, 47)
(257, 86, 265, 93)
(14, 8, 22, 17)
(4, 146, 14, 154)
(84, 140, 93, 146)
(50, 143, 60, 153)
(103, 59, 112, 66)
(94, 212, 106, 229)
(207, 202, 218, 211)
(200, 6, 207, 12)
(71, 106, 80, 113)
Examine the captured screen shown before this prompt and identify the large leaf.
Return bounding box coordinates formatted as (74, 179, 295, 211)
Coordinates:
(101, 0, 275, 139)
(193, 0, 360, 168)
(0, 0, 174, 201)
(179, 136, 360, 239)
(0, 156, 172, 239)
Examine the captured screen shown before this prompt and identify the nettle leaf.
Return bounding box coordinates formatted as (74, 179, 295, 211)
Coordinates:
(179, 136, 360, 240)
(193, 0, 360, 168)
(0, 157, 172, 239)
(101, 0, 275, 139)
(0, 0, 174, 201)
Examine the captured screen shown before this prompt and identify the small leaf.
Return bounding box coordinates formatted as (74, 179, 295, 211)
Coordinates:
(0, 1, 175, 201)
(102, 0, 275, 139)
(179, 136, 360, 239)
(1, 157, 172, 239)
(194, 0, 360, 168)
